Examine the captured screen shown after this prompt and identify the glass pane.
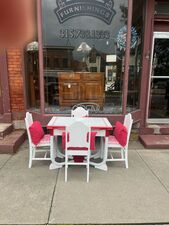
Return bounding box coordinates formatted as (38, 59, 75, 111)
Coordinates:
(42, 0, 128, 114)
(149, 78, 169, 118)
(149, 34, 169, 119)
(152, 38, 169, 77)
(127, 0, 145, 112)
(155, 1, 169, 16)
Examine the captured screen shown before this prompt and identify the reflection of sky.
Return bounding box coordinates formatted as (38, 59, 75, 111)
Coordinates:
(42, 0, 127, 60)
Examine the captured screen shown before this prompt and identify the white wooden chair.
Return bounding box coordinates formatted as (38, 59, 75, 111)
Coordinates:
(106, 113, 133, 168)
(71, 106, 89, 117)
(65, 121, 91, 182)
(25, 112, 52, 168)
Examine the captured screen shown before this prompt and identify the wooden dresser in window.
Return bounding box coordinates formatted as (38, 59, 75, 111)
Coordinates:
(58, 72, 105, 108)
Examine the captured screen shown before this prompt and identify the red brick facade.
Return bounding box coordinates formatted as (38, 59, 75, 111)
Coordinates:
(7, 49, 25, 113)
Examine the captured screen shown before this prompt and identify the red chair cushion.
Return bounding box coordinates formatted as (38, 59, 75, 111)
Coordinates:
(29, 121, 44, 145)
(113, 121, 128, 147)
(62, 132, 97, 150)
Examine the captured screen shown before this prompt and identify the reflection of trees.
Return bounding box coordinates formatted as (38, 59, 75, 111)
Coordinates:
(120, 4, 128, 24)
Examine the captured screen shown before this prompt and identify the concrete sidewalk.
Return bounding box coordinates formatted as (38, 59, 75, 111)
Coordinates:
(0, 140, 169, 224)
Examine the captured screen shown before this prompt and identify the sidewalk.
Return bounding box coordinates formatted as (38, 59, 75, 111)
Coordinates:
(0, 140, 169, 225)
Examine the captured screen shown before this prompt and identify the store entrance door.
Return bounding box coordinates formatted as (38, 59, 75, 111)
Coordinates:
(147, 32, 169, 123)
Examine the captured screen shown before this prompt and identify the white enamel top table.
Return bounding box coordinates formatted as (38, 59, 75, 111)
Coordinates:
(47, 116, 112, 171)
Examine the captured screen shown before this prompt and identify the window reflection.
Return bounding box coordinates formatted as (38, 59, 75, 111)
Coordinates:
(153, 39, 169, 77)
(149, 78, 169, 118)
(42, 0, 128, 114)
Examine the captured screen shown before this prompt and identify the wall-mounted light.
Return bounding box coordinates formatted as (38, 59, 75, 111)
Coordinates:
(26, 41, 38, 51)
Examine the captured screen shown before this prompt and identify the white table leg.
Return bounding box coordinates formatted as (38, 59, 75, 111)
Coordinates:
(54, 136, 65, 159)
(94, 163, 108, 171)
(49, 136, 63, 170)
(90, 136, 108, 171)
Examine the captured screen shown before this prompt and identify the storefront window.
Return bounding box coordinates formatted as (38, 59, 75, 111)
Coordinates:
(127, 0, 145, 112)
(42, 0, 128, 114)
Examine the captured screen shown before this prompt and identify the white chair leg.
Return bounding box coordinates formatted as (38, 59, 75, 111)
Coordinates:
(28, 159, 32, 168)
(87, 165, 89, 182)
(121, 148, 124, 159)
(65, 154, 68, 182)
(65, 166, 67, 182)
(125, 150, 128, 169)
(28, 147, 33, 168)
(87, 152, 90, 182)
(125, 159, 128, 169)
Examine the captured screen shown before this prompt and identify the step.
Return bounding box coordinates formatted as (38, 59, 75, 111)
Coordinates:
(0, 130, 27, 154)
(0, 123, 13, 139)
(160, 125, 169, 135)
(148, 124, 169, 135)
(139, 134, 169, 149)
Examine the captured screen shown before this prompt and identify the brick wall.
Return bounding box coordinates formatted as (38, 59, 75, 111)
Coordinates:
(7, 48, 25, 114)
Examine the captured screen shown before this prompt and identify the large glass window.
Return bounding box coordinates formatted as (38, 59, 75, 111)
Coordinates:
(127, 0, 145, 112)
(42, 0, 128, 114)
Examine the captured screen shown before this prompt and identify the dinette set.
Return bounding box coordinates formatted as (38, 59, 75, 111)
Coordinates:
(25, 107, 133, 182)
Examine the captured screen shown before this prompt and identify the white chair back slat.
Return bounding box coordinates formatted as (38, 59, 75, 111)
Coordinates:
(66, 121, 90, 149)
(25, 112, 33, 145)
(124, 113, 133, 147)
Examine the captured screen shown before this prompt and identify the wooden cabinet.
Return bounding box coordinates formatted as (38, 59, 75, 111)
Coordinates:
(59, 72, 104, 107)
